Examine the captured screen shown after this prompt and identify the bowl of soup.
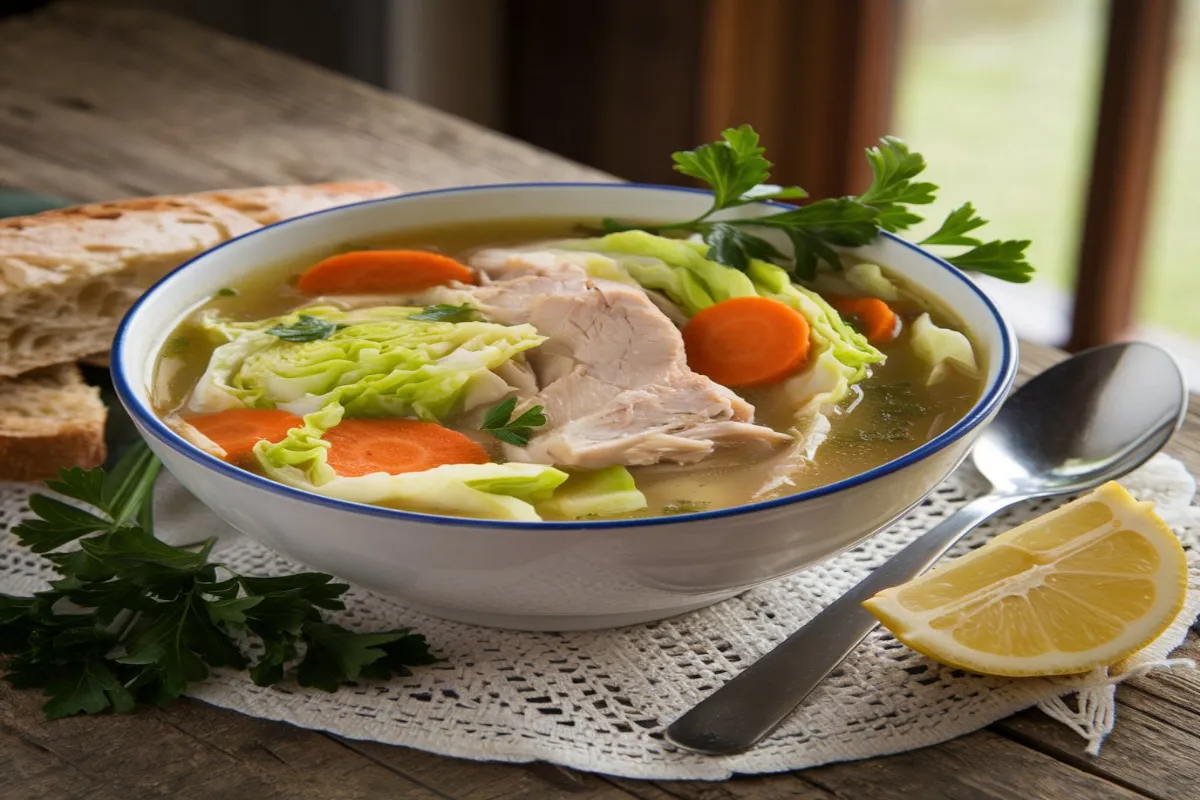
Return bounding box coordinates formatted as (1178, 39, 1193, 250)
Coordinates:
(112, 183, 1017, 630)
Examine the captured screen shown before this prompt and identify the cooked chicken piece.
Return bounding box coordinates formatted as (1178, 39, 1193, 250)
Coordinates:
(469, 247, 592, 281)
(752, 413, 831, 499)
(458, 273, 789, 468)
(471, 246, 694, 325)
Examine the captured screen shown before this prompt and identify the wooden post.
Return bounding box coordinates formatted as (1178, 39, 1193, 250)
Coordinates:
(1067, 0, 1179, 351)
(504, 0, 707, 184)
(699, 0, 900, 198)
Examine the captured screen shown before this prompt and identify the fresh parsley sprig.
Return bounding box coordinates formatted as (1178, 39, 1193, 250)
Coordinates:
(605, 125, 1033, 283)
(480, 397, 547, 447)
(0, 443, 437, 719)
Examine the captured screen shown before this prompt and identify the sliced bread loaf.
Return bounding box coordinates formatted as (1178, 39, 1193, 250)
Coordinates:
(0, 181, 397, 377)
(0, 363, 106, 481)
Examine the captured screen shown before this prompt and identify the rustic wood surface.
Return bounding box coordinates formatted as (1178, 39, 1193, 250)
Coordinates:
(1, 4, 1197, 799)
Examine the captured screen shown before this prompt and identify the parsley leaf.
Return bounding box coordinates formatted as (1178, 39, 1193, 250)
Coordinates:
(672, 125, 769, 211)
(266, 314, 344, 342)
(920, 202, 988, 247)
(671, 125, 807, 219)
(297, 622, 419, 692)
(857, 136, 937, 232)
(703, 224, 786, 272)
(41, 660, 136, 719)
(407, 303, 476, 322)
(481, 397, 548, 447)
(607, 125, 1036, 283)
(0, 442, 438, 719)
(946, 239, 1035, 283)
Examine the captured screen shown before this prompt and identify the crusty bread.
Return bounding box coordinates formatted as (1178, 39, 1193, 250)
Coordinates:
(0, 363, 106, 481)
(0, 181, 397, 377)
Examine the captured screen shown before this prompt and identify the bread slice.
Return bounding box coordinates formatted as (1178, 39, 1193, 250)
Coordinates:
(0, 181, 397, 377)
(0, 363, 106, 481)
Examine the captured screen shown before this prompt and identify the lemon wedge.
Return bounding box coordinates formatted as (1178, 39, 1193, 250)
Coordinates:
(863, 482, 1188, 676)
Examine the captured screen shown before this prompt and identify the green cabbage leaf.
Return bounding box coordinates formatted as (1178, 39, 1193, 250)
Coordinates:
(253, 403, 569, 521)
(189, 305, 545, 420)
(537, 466, 647, 519)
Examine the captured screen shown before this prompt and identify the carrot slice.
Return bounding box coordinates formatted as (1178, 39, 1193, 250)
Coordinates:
(187, 409, 303, 463)
(322, 418, 490, 477)
(682, 296, 811, 388)
(827, 295, 899, 343)
(296, 250, 477, 295)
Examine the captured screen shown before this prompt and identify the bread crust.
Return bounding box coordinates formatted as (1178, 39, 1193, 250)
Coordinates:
(0, 422, 106, 482)
(0, 181, 398, 377)
(0, 181, 399, 476)
(0, 363, 106, 481)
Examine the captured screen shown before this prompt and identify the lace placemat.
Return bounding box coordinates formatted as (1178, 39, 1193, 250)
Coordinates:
(1, 455, 1197, 781)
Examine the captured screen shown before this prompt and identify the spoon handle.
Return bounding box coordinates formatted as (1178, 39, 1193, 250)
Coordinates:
(665, 493, 1019, 755)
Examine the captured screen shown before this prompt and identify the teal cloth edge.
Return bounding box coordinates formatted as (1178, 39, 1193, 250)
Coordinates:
(0, 188, 71, 218)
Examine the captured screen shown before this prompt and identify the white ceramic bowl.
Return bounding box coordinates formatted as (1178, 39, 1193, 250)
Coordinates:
(113, 184, 1018, 631)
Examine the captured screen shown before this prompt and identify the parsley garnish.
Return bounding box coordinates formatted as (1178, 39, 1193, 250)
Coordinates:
(408, 303, 476, 322)
(662, 500, 711, 515)
(0, 443, 436, 719)
(606, 125, 1033, 283)
(215, 287, 239, 297)
(480, 397, 547, 447)
(265, 314, 344, 342)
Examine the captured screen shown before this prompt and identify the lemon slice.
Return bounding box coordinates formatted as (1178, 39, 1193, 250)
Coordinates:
(863, 482, 1188, 677)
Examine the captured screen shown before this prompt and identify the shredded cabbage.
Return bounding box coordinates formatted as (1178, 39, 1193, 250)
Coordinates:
(910, 312, 980, 385)
(777, 347, 857, 420)
(845, 263, 900, 301)
(253, 403, 569, 521)
(188, 305, 545, 420)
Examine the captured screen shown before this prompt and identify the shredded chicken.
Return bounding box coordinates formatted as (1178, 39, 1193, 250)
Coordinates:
(455, 254, 790, 468)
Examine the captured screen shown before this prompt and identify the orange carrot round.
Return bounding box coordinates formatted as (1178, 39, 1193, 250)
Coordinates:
(682, 296, 811, 388)
(296, 250, 477, 295)
(322, 418, 490, 477)
(187, 409, 303, 463)
(826, 295, 899, 343)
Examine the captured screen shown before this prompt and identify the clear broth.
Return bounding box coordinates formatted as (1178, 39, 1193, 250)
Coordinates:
(155, 218, 984, 519)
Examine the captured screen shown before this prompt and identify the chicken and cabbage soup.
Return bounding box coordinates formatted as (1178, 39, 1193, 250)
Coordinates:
(153, 218, 985, 522)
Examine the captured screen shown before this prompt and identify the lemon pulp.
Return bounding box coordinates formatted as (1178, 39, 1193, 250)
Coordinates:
(863, 482, 1188, 676)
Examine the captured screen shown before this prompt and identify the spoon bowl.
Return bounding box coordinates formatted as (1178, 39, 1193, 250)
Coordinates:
(973, 342, 1187, 497)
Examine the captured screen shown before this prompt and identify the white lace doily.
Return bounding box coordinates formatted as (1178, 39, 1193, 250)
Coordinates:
(1, 456, 1197, 781)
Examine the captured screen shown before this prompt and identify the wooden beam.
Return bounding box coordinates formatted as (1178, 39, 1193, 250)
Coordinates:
(1068, 0, 1179, 351)
(699, 0, 900, 198)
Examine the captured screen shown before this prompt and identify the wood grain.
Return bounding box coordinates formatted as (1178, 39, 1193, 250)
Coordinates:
(0, 4, 1197, 799)
(0, 2, 605, 202)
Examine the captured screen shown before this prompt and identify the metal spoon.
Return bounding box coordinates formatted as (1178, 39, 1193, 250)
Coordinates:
(666, 341, 1187, 755)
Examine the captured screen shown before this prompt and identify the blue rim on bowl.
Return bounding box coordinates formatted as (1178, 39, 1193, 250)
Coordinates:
(112, 182, 1019, 530)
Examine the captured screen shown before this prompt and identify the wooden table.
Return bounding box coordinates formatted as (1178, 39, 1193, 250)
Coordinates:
(1, 5, 1197, 799)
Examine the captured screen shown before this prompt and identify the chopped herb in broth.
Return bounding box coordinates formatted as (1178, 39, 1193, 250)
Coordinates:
(264, 314, 345, 342)
(663, 500, 711, 515)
